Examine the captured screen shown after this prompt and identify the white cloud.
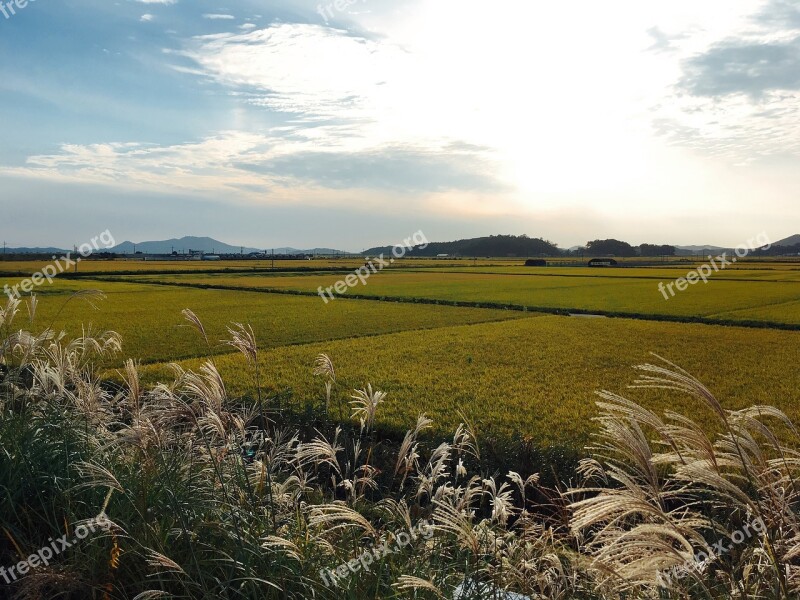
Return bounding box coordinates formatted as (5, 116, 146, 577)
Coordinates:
(649, 0, 800, 162)
(136, 0, 177, 4)
(139, 13, 154, 22)
(202, 14, 235, 20)
(1, 129, 505, 217)
(7, 133, 277, 199)
(177, 12, 659, 194)
(182, 25, 407, 126)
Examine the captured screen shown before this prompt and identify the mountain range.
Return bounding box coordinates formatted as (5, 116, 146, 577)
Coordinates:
(106, 237, 346, 255)
(108, 237, 260, 255)
(1, 246, 70, 255)
(3, 234, 798, 255)
(673, 234, 799, 256)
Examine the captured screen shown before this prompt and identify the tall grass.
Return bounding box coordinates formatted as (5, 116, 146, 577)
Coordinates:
(1, 294, 798, 599)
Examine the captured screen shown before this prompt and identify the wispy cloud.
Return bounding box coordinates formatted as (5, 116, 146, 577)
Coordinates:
(1, 130, 505, 205)
(175, 21, 508, 164)
(645, 27, 690, 54)
(755, 0, 800, 28)
(680, 39, 800, 98)
(653, 0, 800, 163)
(181, 24, 404, 123)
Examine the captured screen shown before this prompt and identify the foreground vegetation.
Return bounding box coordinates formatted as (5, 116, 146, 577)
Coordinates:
(2, 295, 800, 599)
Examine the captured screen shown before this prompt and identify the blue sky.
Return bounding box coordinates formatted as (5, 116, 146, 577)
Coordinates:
(1, 0, 798, 250)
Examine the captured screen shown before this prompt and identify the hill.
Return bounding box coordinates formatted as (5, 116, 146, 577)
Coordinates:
(364, 234, 560, 257)
(774, 234, 800, 247)
(108, 236, 262, 255)
(107, 237, 349, 256)
(2, 246, 69, 255)
(674, 244, 729, 256)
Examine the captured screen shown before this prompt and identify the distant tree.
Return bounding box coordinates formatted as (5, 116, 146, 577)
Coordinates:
(585, 239, 637, 257)
(639, 243, 676, 257)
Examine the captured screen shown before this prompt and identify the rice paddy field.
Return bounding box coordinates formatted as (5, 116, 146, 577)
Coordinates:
(3, 256, 800, 452)
(0, 257, 515, 275)
(113, 266, 800, 326)
(0, 278, 529, 367)
(135, 316, 800, 450)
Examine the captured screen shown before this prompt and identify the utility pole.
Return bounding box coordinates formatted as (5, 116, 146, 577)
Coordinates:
(272, 248, 275, 270)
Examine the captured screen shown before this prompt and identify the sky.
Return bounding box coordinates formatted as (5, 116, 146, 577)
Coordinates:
(0, 0, 798, 250)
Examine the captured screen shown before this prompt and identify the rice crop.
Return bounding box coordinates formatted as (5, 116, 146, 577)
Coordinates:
(135, 314, 800, 451)
(116, 270, 800, 327)
(1, 279, 531, 367)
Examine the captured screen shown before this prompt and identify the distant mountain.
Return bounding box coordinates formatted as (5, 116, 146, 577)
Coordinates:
(674, 244, 731, 256)
(675, 244, 728, 252)
(2, 247, 69, 255)
(774, 234, 800, 247)
(250, 247, 352, 255)
(109, 236, 261, 255)
(108, 237, 349, 256)
(364, 234, 560, 258)
(251, 247, 302, 255)
(303, 248, 351, 255)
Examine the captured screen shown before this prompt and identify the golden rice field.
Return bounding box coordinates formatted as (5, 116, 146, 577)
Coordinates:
(3, 255, 796, 276)
(4, 258, 800, 451)
(0, 257, 516, 275)
(414, 264, 800, 281)
(0, 278, 530, 367)
(115, 269, 800, 326)
(134, 315, 800, 449)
